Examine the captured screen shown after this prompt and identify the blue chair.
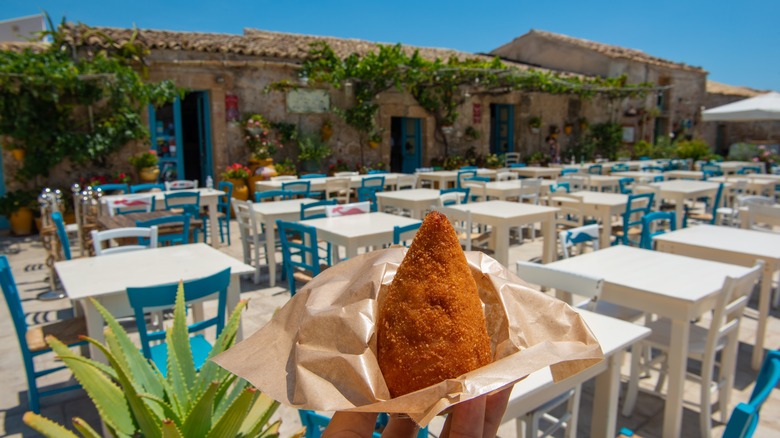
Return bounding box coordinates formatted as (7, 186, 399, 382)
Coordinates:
(652, 174, 665, 182)
(560, 168, 579, 176)
(509, 163, 527, 168)
(0, 255, 87, 413)
(440, 187, 470, 205)
(282, 180, 311, 198)
(587, 164, 603, 175)
(137, 214, 192, 246)
(550, 182, 570, 193)
(460, 165, 478, 170)
(615, 192, 655, 246)
(126, 268, 230, 376)
(641, 165, 665, 173)
(52, 211, 73, 261)
(618, 177, 634, 194)
(639, 211, 677, 250)
(255, 189, 293, 202)
(130, 183, 165, 193)
(702, 163, 723, 177)
(686, 182, 724, 226)
(357, 187, 379, 212)
(164, 191, 200, 215)
(215, 181, 233, 245)
(277, 220, 328, 296)
(611, 163, 630, 173)
(95, 183, 130, 194)
(722, 350, 780, 438)
(300, 173, 327, 179)
(737, 166, 762, 175)
(393, 222, 422, 247)
(301, 199, 337, 220)
(367, 169, 388, 174)
(456, 170, 476, 188)
(361, 176, 385, 191)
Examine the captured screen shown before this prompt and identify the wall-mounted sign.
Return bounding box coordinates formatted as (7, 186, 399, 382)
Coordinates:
(287, 89, 330, 114)
(622, 126, 636, 143)
(473, 103, 482, 124)
(225, 94, 239, 122)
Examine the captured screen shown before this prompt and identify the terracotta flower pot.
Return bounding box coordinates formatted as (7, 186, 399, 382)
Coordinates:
(9, 207, 34, 236)
(139, 166, 160, 183)
(10, 149, 25, 161)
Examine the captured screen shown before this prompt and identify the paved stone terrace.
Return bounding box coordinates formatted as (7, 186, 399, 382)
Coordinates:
(1, 222, 778, 437)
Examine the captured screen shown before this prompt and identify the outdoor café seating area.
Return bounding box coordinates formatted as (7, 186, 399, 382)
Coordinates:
(1, 159, 780, 438)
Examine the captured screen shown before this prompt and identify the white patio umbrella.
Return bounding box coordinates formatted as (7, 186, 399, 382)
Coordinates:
(701, 91, 780, 121)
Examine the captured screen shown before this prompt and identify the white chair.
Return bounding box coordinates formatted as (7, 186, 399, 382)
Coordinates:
(438, 191, 467, 206)
(622, 262, 764, 438)
(232, 198, 267, 284)
(431, 205, 473, 251)
(515, 178, 542, 241)
(745, 203, 780, 234)
(721, 195, 774, 228)
(164, 180, 198, 191)
(505, 152, 521, 165)
(105, 194, 156, 216)
(324, 177, 351, 204)
(547, 192, 585, 233)
(333, 171, 359, 177)
(395, 174, 418, 190)
(462, 180, 487, 202)
(497, 171, 518, 181)
(515, 261, 603, 438)
(325, 201, 371, 217)
(270, 175, 297, 181)
(559, 175, 589, 192)
(716, 179, 748, 226)
(91, 226, 158, 256)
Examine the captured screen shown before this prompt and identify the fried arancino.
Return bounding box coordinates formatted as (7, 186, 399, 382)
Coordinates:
(377, 211, 492, 398)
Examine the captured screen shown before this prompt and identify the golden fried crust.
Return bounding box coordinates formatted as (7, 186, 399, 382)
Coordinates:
(377, 211, 492, 398)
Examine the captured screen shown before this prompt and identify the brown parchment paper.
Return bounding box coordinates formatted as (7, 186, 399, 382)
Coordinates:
(212, 247, 603, 426)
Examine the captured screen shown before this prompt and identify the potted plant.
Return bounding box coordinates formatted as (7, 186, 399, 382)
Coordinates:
(221, 163, 251, 201)
(129, 150, 160, 183)
(0, 188, 38, 235)
(298, 135, 332, 172)
(2, 140, 25, 161)
(368, 131, 382, 149)
(320, 118, 333, 142)
(528, 151, 547, 166)
(243, 114, 279, 165)
(529, 116, 542, 133)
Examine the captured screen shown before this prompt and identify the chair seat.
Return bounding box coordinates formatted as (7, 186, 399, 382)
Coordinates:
(576, 300, 644, 322)
(26, 316, 87, 352)
(149, 333, 211, 375)
(642, 317, 728, 358)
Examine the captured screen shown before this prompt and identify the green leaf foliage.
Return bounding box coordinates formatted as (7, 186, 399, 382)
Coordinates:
(0, 18, 180, 180)
(23, 282, 278, 438)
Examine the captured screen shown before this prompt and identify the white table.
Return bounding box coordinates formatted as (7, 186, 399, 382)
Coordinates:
(547, 245, 754, 437)
(375, 189, 440, 219)
(101, 188, 224, 248)
(415, 169, 497, 189)
(663, 170, 705, 180)
(650, 180, 723, 228)
(448, 201, 559, 266)
(653, 225, 780, 370)
(695, 161, 755, 174)
(710, 175, 776, 197)
(502, 309, 650, 438)
(255, 173, 403, 193)
(302, 212, 421, 261)
(565, 191, 629, 247)
(611, 171, 664, 183)
(510, 166, 561, 179)
(586, 175, 623, 192)
(54, 243, 254, 361)
(250, 198, 317, 286)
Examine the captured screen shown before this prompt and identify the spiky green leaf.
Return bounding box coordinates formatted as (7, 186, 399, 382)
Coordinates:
(238, 393, 280, 437)
(104, 328, 164, 419)
(22, 412, 80, 438)
(258, 420, 282, 438)
(204, 387, 257, 438)
(196, 300, 247, 394)
(161, 419, 184, 438)
(181, 381, 218, 436)
(165, 327, 190, 413)
(169, 282, 198, 384)
(139, 393, 182, 426)
(72, 417, 103, 438)
(214, 377, 246, 420)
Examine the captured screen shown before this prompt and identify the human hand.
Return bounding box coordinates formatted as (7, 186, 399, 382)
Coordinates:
(322, 386, 513, 438)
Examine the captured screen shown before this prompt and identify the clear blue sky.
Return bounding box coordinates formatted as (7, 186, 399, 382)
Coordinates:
(3, 0, 779, 91)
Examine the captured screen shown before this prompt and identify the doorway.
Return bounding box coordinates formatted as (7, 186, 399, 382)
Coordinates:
(490, 104, 515, 155)
(390, 117, 422, 174)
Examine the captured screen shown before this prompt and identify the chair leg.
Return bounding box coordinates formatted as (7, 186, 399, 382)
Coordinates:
(699, 358, 715, 438)
(622, 343, 642, 417)
(565, 385, 581, 438)
(24, 358, 40, 414)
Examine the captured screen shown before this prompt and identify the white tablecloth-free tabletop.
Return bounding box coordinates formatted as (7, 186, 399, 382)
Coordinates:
(302, 212, 421, 261)
(547, 245, 754, 437)
(415, 169, 497, 189)
(448, 200, 559, 266)
(510, 166, 561, 179)
(502, 308, 650, 438)
(653, 224, 780, 370)
(650, 180, 723, 228)
(54, 243, 254, 361)
(376, 189, 440, 219)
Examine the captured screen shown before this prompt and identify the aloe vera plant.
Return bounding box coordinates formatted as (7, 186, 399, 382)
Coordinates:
(23, 282, 281, 437)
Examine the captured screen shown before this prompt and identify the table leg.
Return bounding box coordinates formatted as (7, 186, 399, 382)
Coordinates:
(494, 225, 509, 266)
(207, 199, 221, 248)
(663, 319, 690, 437)
(591, 351, 623, 437)
(228, 274, 243, 341)
(265, 218, 277, 287)
(599, 211, 612, 248)
(674, 198, 685, 229)
(82, 299, 107, 363)
(752, 264, 771, 369)
(346, 243, 359, 260)
(541, 219, 555, 264)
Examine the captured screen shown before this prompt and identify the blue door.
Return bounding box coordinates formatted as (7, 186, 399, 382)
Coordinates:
(149, 98, 184, 181)
(391, 117, 422, 174)
(490, 104, 515, 155)
(0, 147, 6, 229)
(194, 92, 214, 182)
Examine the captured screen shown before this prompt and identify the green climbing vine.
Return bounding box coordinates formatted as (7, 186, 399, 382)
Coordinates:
(0, 17, 180, 180)
(272, 41, 656, 156)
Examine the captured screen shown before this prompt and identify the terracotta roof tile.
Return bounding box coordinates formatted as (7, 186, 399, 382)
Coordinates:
(0, 41, 47, 53)
(706, 80, 764, 97)
(527, 29, 705, 73)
